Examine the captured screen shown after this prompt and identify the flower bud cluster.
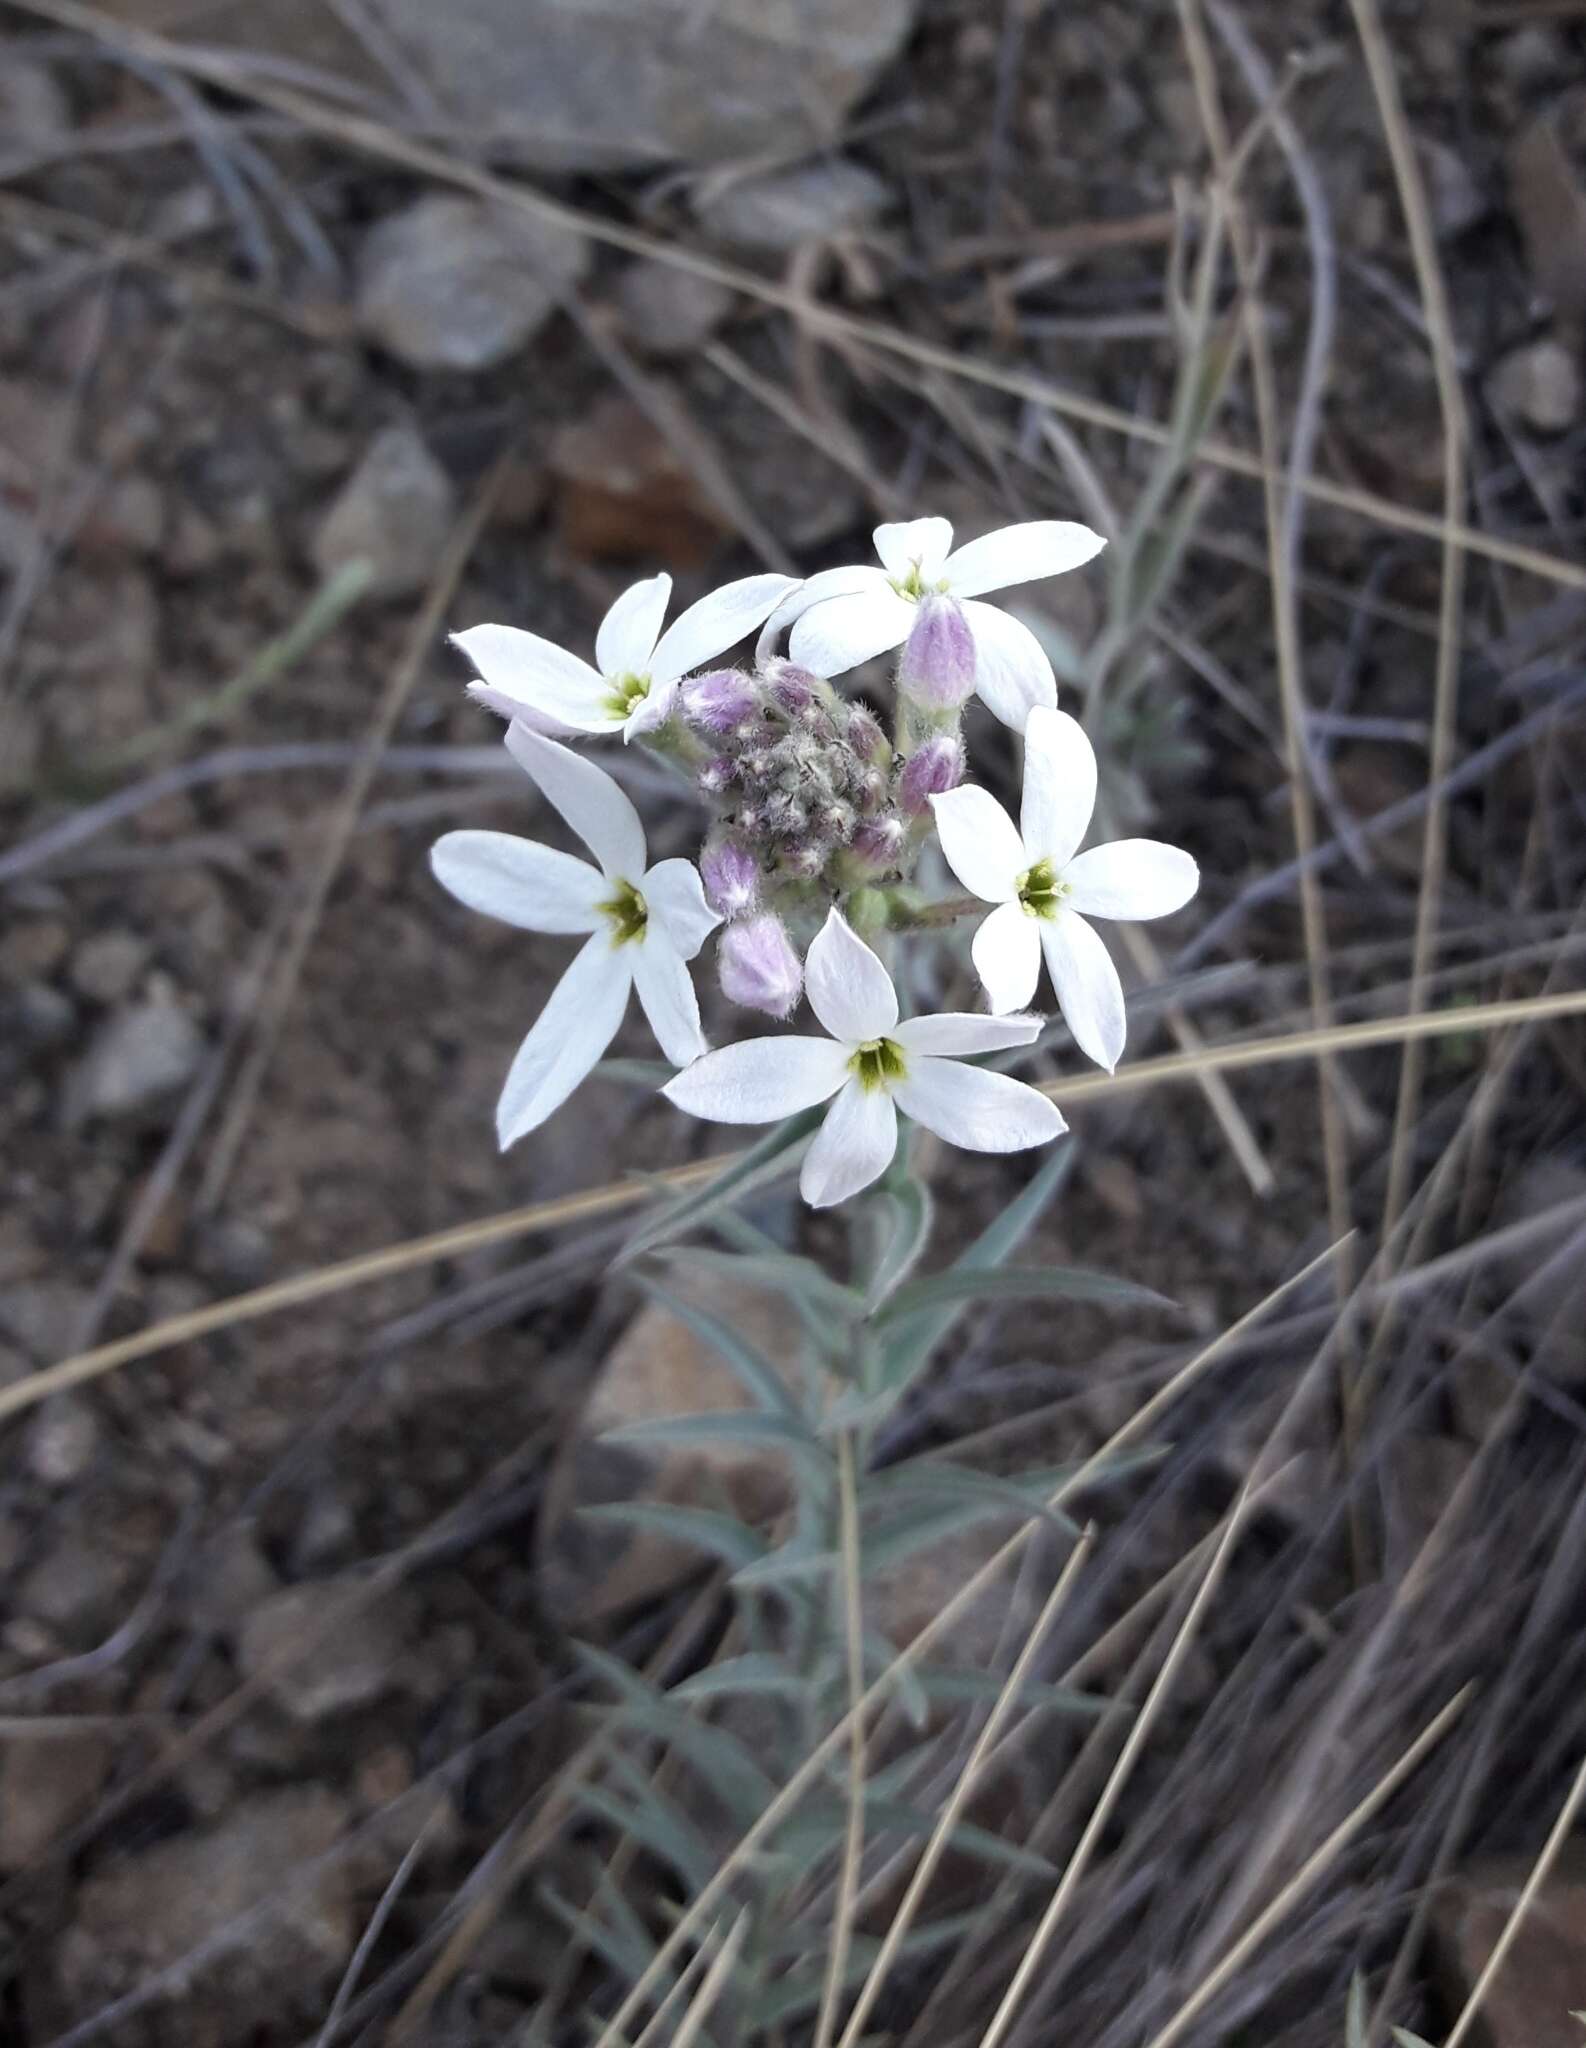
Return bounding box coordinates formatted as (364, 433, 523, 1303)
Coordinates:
(683, 657, 913, 900)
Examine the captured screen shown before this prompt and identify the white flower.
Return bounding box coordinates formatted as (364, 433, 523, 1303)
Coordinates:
(931, 707, 1198, 1074)
(755, 516, 1106, 729)
(454, 571, 798, 743)
(431, 726, 720, 1146)
(663, 909, 1066, 1209)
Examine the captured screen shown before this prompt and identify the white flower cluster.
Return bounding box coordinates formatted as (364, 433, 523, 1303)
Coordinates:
(432, 517, 1199, 1207)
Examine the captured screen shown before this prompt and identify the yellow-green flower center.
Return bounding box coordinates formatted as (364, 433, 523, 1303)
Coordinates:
(849, 1036, 908, 1092)
(603, 671, 651, 721)
(1017, 857, 1070, 921)
(889, 560, 952, 602)
(598, 878, 649, 946)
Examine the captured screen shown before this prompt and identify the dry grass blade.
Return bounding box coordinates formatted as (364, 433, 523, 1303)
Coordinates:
(586, 1242, 1345, 2048)
(11, 0, 1586, 594)
(973, 1487, 1253, 2048)
(193, 444, 518, 1212)
(1345, 0, 1470, 1261)
(813, 1431, 868, 2048)
(1139, 1687, 1473, 2048)
(1441, 1749, 1586, 2048)
(835, 1530, 1095, 2048)
(2, 991, 1582, 1429)
(667, 1908, 751, 2048)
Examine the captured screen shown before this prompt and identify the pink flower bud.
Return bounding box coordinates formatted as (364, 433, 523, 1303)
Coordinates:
(898, 734, 965, 815)
(763, 658, 829, 722)
(718, 914, 803, 1020)
(845, 705, 891, 766)
(683, 668, 759, 734)
(700, 838, 759, 920)
(781, 837, 829, 881)
(898, 594, 976, 711)
(850, 815, 907, 876)
(698, 754, 736, 796)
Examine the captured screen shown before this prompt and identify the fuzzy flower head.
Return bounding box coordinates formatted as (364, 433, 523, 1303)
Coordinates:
(430, 727, 720, 1145)
(455, 571, 796, 743)
(931, 707, 1198, 1073)
(665, 910, 1067, 1208)
(757, 518, 1106, 730)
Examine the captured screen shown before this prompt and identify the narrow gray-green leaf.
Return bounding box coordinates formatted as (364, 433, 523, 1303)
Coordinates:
(864, 1172, 935, 1315)
(635, 1278, 805, 1421)
(670, 1652, 809, 1704)
(598, 1407, 829, 1484)
(576, 1501, 767, 1571)
(878, 1264, 1173, 1325)
(620, 1110, 821, 1261)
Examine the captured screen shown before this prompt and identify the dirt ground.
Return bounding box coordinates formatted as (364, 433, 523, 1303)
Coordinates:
(2, 1, 1586, 2043)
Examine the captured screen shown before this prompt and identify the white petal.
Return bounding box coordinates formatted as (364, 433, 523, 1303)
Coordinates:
(505, 724, 647, 882)
(1020, 706, 1096, 868)
(804, 909, 898, 1044)
(496, 935, 630, 1147)
(929, 785, 1025, 904)
(971, 900, 1042, 1013)
(649, 573, 799, 687)
(430, 830, 602, 934)
(755, 565, 888, 661)
(453, 625, 613, 732)
(942, 519, 1106, 599)
(1065, 840, 1199, 921)
(960, 601, 1058, 729)
(800, 1080, 898, 1209)
(788, 586, 916, 678)
(622, 672, 681, 742)
(595, 573, 671, 679)
(632, 931, 708, 1068)
(641, 857, 722, 960)
(1041, 913, 1126, 1073)
(873, 517, 953, 582)
(468, 690, 584, 739)
(895, 1010, 1043, 1057)
(663, 1036, 849, 1122)
(894, 1057, 1068, 1152)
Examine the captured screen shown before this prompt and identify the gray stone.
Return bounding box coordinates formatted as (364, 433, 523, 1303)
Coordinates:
(390, 0, 915, 170)
(0, 1280, 90, 1361)
(66, 1786, 353, 2004)
(696, 158, 891, 252)
(25, 1394, 101, 1486)
(1490, 337, 1581, 435)
(17, 1532, 132, 1636)
(311, 424, 456, 601)
(236, 1579, 410, 1722)
(68, 930, 150, 1005)
(355, 196, 588, 371)
(1422, 137, 1486, 239)
(614, 258, 737, 358)
(70, 997, 205, 1120)
(0, 1733, 112, 1871)
(2, 981, 74, 1056)
(100, 1, 917, 169)
(188, 1525, 281, 1636)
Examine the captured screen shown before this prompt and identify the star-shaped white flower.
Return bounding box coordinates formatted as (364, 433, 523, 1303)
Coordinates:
(755, 517, 1106, 728)
(455, 571, 798, 743)
(931, 707, 1198, 1074)
(431, 726, 720, 1146)
(663, 909, 1066, 1209)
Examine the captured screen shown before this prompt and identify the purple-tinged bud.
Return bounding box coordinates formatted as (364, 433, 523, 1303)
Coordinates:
(845, 705, 891, 766)
(850, 815, 907, 876)
(683, 668, 759, 734)
(719, 914, 803, 1020)
(854, 764, 889, 814)
(698, 754, 737, 796)
(898, 594, 976, 711)
(762, 658, 828, 722)
(700, 838, 759, 921)
(898, 734, 965, 816)
(819, 800, 858, 841)
(781, 836, 830, 881)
